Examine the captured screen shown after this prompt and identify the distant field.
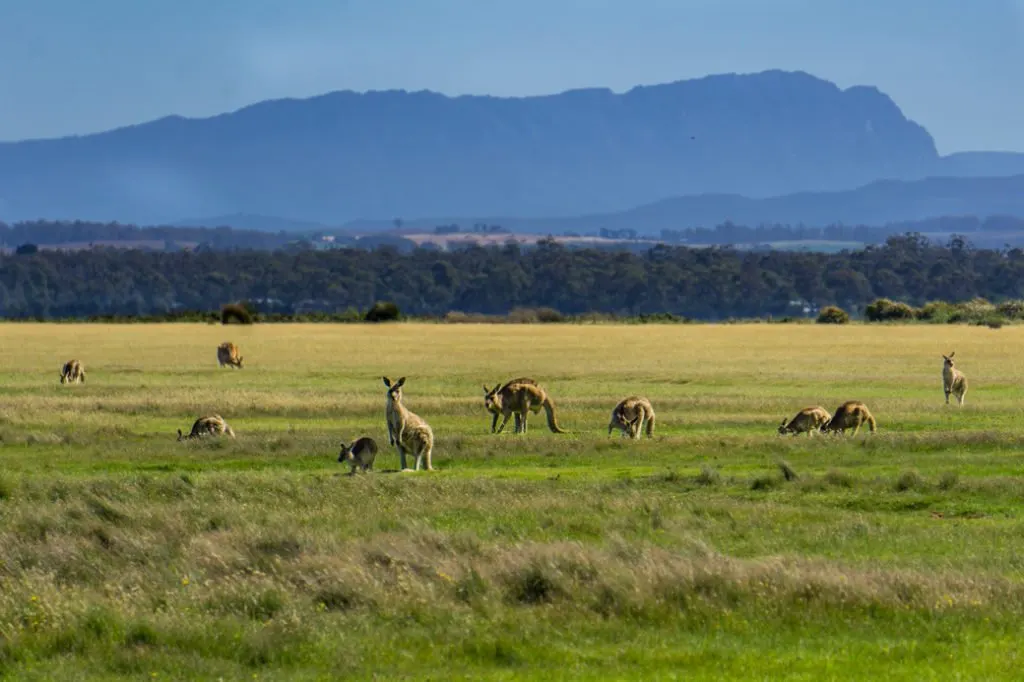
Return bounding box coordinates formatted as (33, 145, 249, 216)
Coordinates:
(1, 323, 1024, 680)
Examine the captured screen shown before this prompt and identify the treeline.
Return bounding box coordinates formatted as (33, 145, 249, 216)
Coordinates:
(658, 215, 1024, 245)
(2, 233, 1024, 320)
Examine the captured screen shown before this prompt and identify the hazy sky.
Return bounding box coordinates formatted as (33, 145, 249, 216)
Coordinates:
(1, 0, 1022, 153)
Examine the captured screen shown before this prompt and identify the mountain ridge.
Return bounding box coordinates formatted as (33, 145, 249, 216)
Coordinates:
(1, 69, 1022, 227)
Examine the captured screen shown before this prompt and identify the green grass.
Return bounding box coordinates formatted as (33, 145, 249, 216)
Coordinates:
(1, 323, 1024, 679)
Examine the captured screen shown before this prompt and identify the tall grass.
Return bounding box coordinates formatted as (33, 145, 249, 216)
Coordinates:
(1, 323, 1023, 679)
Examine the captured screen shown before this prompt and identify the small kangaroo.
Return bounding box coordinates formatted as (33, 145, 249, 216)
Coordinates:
(482, 377, 538, 432)
(778, 406, 832, 436)
(821, 401, 876, 436)
(217, 342, 244, 369)
(59, 359, 85, 384)
(338, 437, 379, 473)
(177, 414, 236, 441)
(483, 379, 566, 435)
(942, 352, 968, 407)
(608, 396, 656, 439)
(383, 376, 435, 472)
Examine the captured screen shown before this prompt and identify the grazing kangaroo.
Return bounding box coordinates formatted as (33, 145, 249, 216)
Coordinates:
(217, 342, 244, 369)
(338, 437, 379, 473)
(177, 414, 235, 441)
(821, 401, 876, 436)
(778, 406, 832, 436)
(59, 359, 85, 384)
(482, 377, 538, 432)
(383, 377, 435, 472)
(608, 396, 656, 439)
(483, 379, 567, 434)
(942, 352, 968, 407)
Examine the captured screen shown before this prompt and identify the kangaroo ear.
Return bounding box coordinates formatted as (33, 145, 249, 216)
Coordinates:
(483, 385, 490, 395)
(382, 376, 392, 387)
(949, 351, 955, 358)
(394, 377, 406, 388)
(493, 383, 501, 393)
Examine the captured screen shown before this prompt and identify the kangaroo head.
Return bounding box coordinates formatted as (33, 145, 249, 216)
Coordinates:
(777, 419, 789, 434)
(338, 442, 352, 462)
(484, 383, 502, 411)
(943, 352, 956, 368)
(383, 376, 407, 401)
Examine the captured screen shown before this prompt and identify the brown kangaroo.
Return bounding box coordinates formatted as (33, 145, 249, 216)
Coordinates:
(483, 379, 566, 434)
(217, 342, 244, 369)
(177, 414, 236, 441)
(59, 359, 85, 385)
(778, 406, 831, 436)
(821, 401, 876, 436)
(608, 396, 656, 439)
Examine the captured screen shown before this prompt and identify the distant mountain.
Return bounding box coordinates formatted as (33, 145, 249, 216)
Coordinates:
(0, 70, 976, 225)
(343, 174, 1024, 235)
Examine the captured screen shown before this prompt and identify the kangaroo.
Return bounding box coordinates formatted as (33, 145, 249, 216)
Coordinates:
(778, 406, 831, 436)
(482, 377, 538, 432)
(821, 401, 876, 436)
(484, 379, 566, 434)
(59, 359, 85, 384)
(608, 396, 656, 439)
(217, 342, 244, 369)
(383, 376, 435, 472)
(942, 352, 968, 407)
(177, 414, 236, 441)
(338, 437, 379, 473)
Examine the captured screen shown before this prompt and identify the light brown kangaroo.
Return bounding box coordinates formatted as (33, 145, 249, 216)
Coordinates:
(217, 342, 244, 369)
(59, 359, 85, 384)
(482, 377, 538, 432)
(483, 379, 566, 434)
(778, 406, 831, 436)
(942, 352, 968, 407)
(821, 401, 876, 436)
(383, 376, 435, 472)
(177, 414, 236, 441)
(608, 396, 656, 439)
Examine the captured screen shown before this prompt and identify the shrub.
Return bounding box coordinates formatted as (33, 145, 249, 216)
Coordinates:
(815, 306, 849, 324)
(221, 303, 254, 325)
(364, 301, 400, 322)
(916, 301, 954, 322)
(14, 243, 38, 255)
(535, 307, 564, 323)
(864, 298, 916, 322)
(996, 300, 1024, 320)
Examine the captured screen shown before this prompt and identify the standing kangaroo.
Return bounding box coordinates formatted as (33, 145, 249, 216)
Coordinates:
(338, 437, 379, 473)
(608, 396, 656, 439)
(778, 406, 831, 436)
(821, 401, 876, 436)
(217, 342, 244, 369)
(483, 379, 566, 434)
(482, 377, 538, 432)
(383, 376, 435, 472)
(59, 359, 85, 384)
(942, 352, 968, 407)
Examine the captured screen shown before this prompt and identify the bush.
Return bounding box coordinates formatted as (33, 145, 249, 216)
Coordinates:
(916, 301, 954, 322)
(864, 298, 916, 322)
(221, 303, 254, 325)
(815, 306, 849, 324)
(364, 301, 400, 322)
(996, 300, 1024, 320)
(14, 243, 38, 255)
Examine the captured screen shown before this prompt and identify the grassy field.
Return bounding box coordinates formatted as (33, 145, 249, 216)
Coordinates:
(2, 322, 1024, 680)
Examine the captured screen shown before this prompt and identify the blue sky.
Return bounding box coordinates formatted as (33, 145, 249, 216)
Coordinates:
(1, 0, 1022, 153)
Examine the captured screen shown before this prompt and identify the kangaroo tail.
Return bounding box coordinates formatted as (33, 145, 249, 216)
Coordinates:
(646, 412, 655, 438)
(543, 398, 567, 434)
(867, 415, 876, 433)
(225, 424, 236, 438)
